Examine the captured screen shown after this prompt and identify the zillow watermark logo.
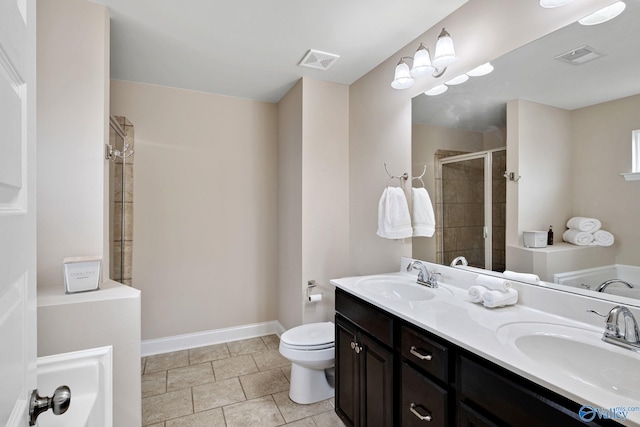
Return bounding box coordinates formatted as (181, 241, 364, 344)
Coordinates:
(579, 405, 640, 423)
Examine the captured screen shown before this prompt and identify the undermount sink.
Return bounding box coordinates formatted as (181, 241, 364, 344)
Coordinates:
(355, 275, 453, 302)
(496, 322, 640, 400)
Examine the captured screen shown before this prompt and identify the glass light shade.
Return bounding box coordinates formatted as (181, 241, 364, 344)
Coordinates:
(391, 59, 415, 89)
(445, 74, 469, 85)
(579, 1, 626, 25)
(540, 0, 573, 8)
(432, 29, 457, 69)
(411, 44, 435, 77)
(425, 84, 448, 96)
(466, 62, 494, 77)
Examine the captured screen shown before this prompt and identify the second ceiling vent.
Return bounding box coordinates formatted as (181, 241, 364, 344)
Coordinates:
(298, 49, 340, 71)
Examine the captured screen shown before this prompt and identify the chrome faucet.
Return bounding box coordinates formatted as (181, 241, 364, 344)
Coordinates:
(589, 306, 640, 352)
(596, 279, 634, 293)
(406, 261, 440, 288)
(450, 256, 468, 267)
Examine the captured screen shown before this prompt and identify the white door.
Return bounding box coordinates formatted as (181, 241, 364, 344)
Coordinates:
(0, 0, 37, 425)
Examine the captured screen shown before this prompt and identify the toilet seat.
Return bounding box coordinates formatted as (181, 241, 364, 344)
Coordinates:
(280, 321, 334, 350)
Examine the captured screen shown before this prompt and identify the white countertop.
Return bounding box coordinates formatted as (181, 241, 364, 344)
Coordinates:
(331, 260, 640, 426)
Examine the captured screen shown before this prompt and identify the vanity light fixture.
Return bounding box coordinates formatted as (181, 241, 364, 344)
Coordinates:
(578, 1, 626, 25)
(391, 27, 458, 89)
(391, 57, 415, 89)
(540, 0, 574, 8)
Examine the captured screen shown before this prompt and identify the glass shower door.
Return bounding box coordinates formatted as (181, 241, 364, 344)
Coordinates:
(441, 156, 487, 269)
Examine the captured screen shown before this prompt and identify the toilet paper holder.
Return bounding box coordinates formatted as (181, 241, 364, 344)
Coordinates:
(307, 280, 322, 302)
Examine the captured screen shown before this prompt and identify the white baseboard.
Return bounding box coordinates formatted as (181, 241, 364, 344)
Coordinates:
(141, 320, 286, 357)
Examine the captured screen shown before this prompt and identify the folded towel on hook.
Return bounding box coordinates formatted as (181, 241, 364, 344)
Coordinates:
(563, 229, 595, 246)
(411, 188, 435, 237)
(475, 275, 512, 292)
(377, 187, 413, 239)
(566, 217, 602, 233)
(592, 229, 615, 246)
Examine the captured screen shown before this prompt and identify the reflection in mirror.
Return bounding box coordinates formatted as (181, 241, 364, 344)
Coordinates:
(412, 1, 640, 305)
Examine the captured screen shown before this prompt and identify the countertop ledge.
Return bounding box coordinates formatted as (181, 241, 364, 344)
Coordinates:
(331, 258, 640, 427)
(38, 280, 141, 307)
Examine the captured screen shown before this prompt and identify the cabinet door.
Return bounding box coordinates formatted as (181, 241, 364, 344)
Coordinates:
(336, 317, 359, 427)
(359, 333, 394, 427)
(401, 363, 448, 427)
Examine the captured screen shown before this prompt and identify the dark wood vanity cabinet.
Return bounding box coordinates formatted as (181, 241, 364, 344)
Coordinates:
(335, 290, 394, 427)
(335, 289, 621, 427)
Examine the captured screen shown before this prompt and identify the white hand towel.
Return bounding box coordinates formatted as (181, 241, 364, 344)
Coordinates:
(468, 285, 488, 303)
(376, 188, 390, 238)
(566, 217, 602, 233)
(482, 289, 519, 308)
(503, 270, 540, 285)
(475, 275, 512, 292)
(411, 188, 436, 237)
(592, 229, 615, 247)
(377, 187, 413, 239)
(563, 229, 595, 246)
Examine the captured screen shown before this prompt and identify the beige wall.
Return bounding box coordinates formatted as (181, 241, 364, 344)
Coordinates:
(348, 0, 612, 276)
(507, 99, 572, 248)
(37, 0, 110, 289)
(277, 80, 304, 330)
(301, 79, 350, 325)
(571, 94, 640, 266)
(110, 80, 278, 340)
(277, 78, 350, 330)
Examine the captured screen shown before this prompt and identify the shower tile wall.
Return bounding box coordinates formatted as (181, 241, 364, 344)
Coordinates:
(434, 149, 468, 266)
(113, 116, 134, 285)
(491, 150, 506, 272)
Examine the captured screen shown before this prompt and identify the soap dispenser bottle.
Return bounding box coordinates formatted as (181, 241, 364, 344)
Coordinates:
(548, 226, 554, 245)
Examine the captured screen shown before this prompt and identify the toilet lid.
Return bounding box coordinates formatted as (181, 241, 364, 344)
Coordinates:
(281, 321, 334, 347)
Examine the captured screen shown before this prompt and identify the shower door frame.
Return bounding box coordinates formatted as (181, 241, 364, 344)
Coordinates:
(438, 147, 505, 270)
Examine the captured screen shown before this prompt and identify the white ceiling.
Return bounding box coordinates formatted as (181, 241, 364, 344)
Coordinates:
(413, 0, 640, 132)
(94, 0, 467, 103)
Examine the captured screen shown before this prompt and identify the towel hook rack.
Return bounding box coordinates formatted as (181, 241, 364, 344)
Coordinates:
(384, 162, 409, 183)
(412, 164, 427, 188)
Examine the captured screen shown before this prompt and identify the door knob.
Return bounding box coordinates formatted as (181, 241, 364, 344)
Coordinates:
(29, 385, 71, 426)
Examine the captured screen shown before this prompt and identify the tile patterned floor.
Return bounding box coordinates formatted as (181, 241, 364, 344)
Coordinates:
(141, 335, 346, 427)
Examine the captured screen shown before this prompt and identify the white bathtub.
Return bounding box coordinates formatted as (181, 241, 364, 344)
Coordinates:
(554, 264, 640, 299)
(36, 346, 112, 427)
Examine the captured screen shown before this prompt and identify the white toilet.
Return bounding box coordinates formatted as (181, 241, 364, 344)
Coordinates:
(279, 321, 335, 404)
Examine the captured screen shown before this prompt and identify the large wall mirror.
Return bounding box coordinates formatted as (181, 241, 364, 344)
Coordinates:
(412, 1, 640, 306)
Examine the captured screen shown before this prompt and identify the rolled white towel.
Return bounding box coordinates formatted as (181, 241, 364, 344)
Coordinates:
(503, 270, 540, 285)
(566, 217, 601, 233)
(468, 285, 488, 303)
(476, 275, 512, 292)
(483, 289, 519, 308)
(592, 230, 615, 247)
(563, 229, 595, 246)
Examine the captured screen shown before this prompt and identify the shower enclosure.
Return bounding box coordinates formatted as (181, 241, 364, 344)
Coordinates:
(107, 116, 134, 285)
(437, 148, 506, 272)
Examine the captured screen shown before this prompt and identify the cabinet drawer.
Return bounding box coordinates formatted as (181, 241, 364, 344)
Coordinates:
(335, 289, 393, 347)
(401, 362, 448, 427)
(401, 325, 449, 383)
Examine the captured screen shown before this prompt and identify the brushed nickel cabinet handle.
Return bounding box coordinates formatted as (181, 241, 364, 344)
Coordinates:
(410, 346, 433, 361)
(410, 403, 432, 422)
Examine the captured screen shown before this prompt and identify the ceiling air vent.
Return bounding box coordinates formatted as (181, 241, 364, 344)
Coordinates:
(555, 45, 604, 65)
(298, 49, 340, 71)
